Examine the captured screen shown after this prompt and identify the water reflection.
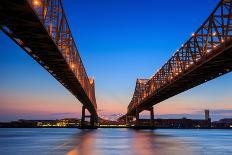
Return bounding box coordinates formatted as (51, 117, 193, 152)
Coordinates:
(0, 128, 231, 155)
(132, 130, 194, 155)
(66, 130, 96, 155)
(62, 129, 194, 155)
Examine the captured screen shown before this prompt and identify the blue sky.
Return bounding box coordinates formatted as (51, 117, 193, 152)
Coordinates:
(0, 0, 232, 121)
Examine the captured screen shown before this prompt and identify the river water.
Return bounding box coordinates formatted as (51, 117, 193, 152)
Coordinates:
(0, 128, 231, 155)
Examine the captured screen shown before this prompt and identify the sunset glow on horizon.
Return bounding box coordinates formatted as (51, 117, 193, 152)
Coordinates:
(1, 0, 232, 122)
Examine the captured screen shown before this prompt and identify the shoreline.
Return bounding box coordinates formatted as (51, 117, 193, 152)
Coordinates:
(0, 127, 231, 129)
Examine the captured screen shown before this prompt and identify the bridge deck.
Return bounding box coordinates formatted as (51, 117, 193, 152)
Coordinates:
(0, 0, 97, 117)
(126, 0, 232, 116)
(128, 41, 232, 115)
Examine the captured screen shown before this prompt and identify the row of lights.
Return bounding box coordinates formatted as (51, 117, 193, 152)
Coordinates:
(133, 17, 228, 106)
(137, 19, 229, 106)
(192, 31, 217, 37)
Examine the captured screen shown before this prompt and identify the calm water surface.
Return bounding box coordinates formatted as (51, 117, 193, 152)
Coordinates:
(0, 128, 231, 155)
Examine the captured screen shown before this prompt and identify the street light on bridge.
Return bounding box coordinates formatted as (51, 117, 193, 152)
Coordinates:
(32, 0, 41, 7)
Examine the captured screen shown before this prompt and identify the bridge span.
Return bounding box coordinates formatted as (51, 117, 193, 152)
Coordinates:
(122, 0, 232, 127)
(0, 0, 98, 128)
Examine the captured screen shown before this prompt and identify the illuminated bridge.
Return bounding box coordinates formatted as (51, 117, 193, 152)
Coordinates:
(0, 0, 98, 128)
(122, 0, 232, 127)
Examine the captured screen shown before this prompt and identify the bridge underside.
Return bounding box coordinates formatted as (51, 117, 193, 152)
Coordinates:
(128, 41, 232, 116)
(0, 0, 98, 122)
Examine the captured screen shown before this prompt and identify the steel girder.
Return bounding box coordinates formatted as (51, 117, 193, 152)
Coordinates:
(127, 0, 232, 115)
(0, 0, 97, 117)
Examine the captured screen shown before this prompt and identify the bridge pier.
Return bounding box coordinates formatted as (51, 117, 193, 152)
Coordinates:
(126, 116, 128, 124)
(124, 116, 133, 126)
(150, 107, 154, 127)
(126, 116, 131, 125)
(81, 106, 97, 129)
(135, 108, 140, 126)
(90, 114, 98, 127)
(134, 107, 155, 129)
(81, 105, 86, 126)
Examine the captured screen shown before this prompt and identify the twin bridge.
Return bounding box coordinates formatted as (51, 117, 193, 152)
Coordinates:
(0, 0, 97, 128)
(121, 0, 232, 127)
(0, 0, 232, 128)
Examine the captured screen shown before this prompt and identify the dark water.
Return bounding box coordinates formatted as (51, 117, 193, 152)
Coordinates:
(0, 128, 231, 155)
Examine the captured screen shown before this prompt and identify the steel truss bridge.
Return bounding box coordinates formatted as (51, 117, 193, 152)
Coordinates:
(122, 0, 232, 126)
(0, 0, 98, 128)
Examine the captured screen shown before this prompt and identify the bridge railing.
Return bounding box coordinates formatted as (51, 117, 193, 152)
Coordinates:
(27, 0, 97, 109)
(128, 0, 232, 113)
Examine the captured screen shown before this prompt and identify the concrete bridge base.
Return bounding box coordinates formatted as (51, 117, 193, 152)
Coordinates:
(80, 106, 98, 129)
(134, 107, 155, 128)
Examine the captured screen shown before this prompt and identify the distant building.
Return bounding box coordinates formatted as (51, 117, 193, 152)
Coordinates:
(212, 118, 232, 128)
(0, 118, 81, 128)
(205, 109, 210, 120)
(36, 118, 80, 127)
(137, 110, 213, 128)
(152, 118, 211, 128)
(99, 117, 126, 127)
(218, 118, 232, 124)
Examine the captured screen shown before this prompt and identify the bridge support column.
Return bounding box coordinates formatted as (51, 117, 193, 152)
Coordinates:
(134, 107, 154, 129)
(81, 106, 97, 128)
(126, 116, 132, 125)
(150, 107, 154, 127)
(81, 106, 86, 127)
(135, 108, 140, 126)
(90, 115, 97, 127)
(125, 116, 133, 126)
(126, 116, 128, 125)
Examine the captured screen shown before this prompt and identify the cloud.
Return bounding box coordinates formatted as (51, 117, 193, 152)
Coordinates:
(211, 109, 232, 115)
(50, 112, 76, 116)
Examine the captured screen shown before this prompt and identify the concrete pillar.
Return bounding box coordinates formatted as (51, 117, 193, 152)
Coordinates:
(135, 109, 140, 126)
(150, 107, 154, 126)
(90, 115, 95, 127)
(81, 106, 86, 126)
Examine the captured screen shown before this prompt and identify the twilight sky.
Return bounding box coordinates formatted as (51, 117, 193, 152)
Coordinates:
(0, 0, 232, 121)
